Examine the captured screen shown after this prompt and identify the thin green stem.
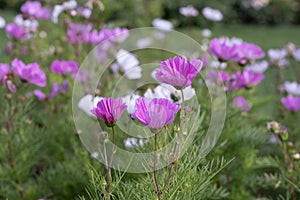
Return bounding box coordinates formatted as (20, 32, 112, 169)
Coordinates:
(153, 133, 161, 200)
(104, 126, 115, 200)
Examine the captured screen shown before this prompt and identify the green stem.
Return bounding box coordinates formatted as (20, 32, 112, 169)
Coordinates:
(104, 126, 115, 200)
(153, 133, 161, 200)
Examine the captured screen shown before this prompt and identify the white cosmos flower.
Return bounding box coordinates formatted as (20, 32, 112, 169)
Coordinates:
(51, 1, 78, 23)
(246, 60, 269, 73)
(136, 37, 152, 48)
(51, 5, 64, 24)
(78, 94, 103, 116)
(113, 49, 142, 79)
(144, 84, 195, 104)
(210, 60, 227, 69)
(293, 48, 300, 62)
(144, 85, 172, 101)
(91, 152, 99, 159)
(124, 137, 145, 148)
(0, 16, 6, 28)
(202, 7, 223, 21)
(268, 48, 287, 61)
(152, 18, 173, 31)
(268, 48, 289, 67)
(179, 5, 199, 17)
(283, 81, 300, 96)
(122, 94, 141, 114)
(201, 29, 212, 38)
(62, 0, 78, 10)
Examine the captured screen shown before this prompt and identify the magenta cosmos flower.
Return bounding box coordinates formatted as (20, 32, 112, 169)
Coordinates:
(12, 58, 46, 87)
(210, 38, 264, 64)
(131, 97, 180, 129)
(5, 23, 28, 40)
(281, 95, 300, 112)
(34, 82, 60, 100)
(228, 70, 264, 90)
(209, 37, 242, 61)
(67, 23, 92, 44)
(231, 96, 251, 111)
(0, 63, 10, 80)
(155, 56, 201, 88)
(50, 60, 79, 76)
(91, 98, 127, 127)
(238, 70, 264, 88)
(21, 1, 50, 19)
(0, 63, 16, 92)
(235, 42, 265, 64)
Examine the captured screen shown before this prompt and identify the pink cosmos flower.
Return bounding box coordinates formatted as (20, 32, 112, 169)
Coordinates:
(235, 42, 265, 64)
(210, 38, 264, 64)
(21, 1, 50, 19)
(0, 63, 10, 80)
(91, 98, 127, 127)
(209, 37, 241, 61)
(131, 97, 180, 129)
(60, 81, 69, 94)
(0, 63, 17, 92)
(239, 70, 264, 88)
(50, 60, 79, 76)
(5, 23, 28, 40)
(12, 58, 46, 87)
(155, 56, 201, 88)
(67, 23, 92, 44)
(99, 27, 129, 43)
(231, 96, 251, 111)
(34, 82, 60, 100)
(281, 95, 300, 112)
(228, 70, 264, 90)
(208, 69, 230, 82)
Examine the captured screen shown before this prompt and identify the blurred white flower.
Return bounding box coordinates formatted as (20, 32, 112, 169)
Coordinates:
(179, 5, 199, 17)
(144, 83, 195, 104)
(144, 85, 172, 101)
(293, 153, 300, 159)
(202, 7, 223, 21)
(246, 60, 269, 73)
(210, 60, 227, 69)
(286, 42, 296, 54)
(293, 48, 300, 62)
(14, 14, 39, 29)
(0, 16, 6, 28)
(124, 137, 145, 148)
(123, 94, 141, 114)
(62, 0, 78, 10)
(78, 94, 103, 116)
(201, 29, 212, 38)
(91, 152, 99, 159)
(113, 49, 142, 79)
(152, 18, 173, 31)
(78, 7, 92, 18)
(39, 31, 47, 38)
(136, 37, 152, 48)
(283, 81, 300, 96)
(268, 48, 287, 61)
(51, 1, 78, 23)
(51, 5, 64, 23)
(268, 48, 289, 67)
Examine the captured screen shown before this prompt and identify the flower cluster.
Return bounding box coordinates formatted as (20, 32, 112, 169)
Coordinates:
(67, 23, 129, 44)
(208, 36, 266, 112)
(21, 1, 50, 20)
(209, 37, 264, 65)
(79, 55, 202, 131)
